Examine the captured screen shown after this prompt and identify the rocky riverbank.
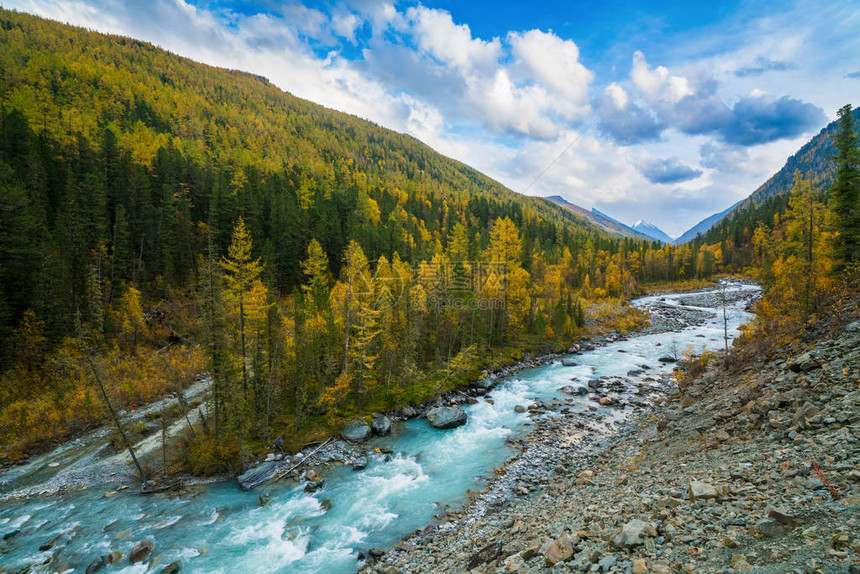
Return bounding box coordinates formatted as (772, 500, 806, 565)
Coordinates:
(369, 296, 860, 573)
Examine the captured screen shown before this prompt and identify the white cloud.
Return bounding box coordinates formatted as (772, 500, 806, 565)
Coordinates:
(508, 29, 593, 119)
(631, 50, 693, 105)
(406, 6, 501, 72)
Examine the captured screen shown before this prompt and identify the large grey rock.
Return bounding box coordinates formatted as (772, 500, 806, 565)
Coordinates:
(611, 519, 657, 547)
(767, 506, 803, 527)
(371, 414, 392, 436)
(426, 406, 468, 429)
(544, 533, 576, 566)
(341, 421, 372, 443)
(237, 461, 277, 491)
(789, 352, 820, 372)
(658, 355, 677, 363)
(466, 541, 502, 570)
(561, 358, 578, 367)
(688, 480, 724, 501)
(754, 519, 788, 538)
(791, 402, 819, 427)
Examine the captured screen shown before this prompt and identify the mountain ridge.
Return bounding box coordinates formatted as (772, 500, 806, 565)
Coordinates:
(674, 108, 858, 243)
(632, 220, 674, 244)
(544, 195, 652, 240)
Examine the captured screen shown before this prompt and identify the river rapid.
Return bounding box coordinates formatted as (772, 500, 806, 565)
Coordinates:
(0, 281, 760, 573)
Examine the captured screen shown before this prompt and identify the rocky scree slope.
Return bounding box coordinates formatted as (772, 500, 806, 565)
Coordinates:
(371, 298, 860, 573)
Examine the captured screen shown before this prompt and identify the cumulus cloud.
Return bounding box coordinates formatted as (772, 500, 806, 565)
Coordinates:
(597, 83, 662, 145)
(600, 51, 825, 147)
(719, 93, 826, 145)
(631, 51, 693, 105)
(352, 6, 596, 140)
(508, 29, 594, 120)
(639, 157, 703, 184)
(734, 56, 797, 77)
(406, 6, 501, 72)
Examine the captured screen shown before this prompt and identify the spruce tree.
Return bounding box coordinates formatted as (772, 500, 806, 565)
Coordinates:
(829, 104, 860, 275)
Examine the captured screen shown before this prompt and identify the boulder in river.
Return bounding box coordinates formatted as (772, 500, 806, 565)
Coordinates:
(161, 562, 182, 574)
(85, 555, 108, 574)
(341, 421, 372, 443)
(237, 461, 277, 491)
(352, 457, 367, 471)
(658, 355, 677, 363)
(559, 384, 589, 395)
(426, 406, 468, 429)
(370, 414, 392, 436)
(129, 539, 153, 563)
(561, 358, 578, 366)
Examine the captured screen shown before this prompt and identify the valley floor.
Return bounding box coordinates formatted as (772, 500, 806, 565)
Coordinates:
(372, 297, 860, 574)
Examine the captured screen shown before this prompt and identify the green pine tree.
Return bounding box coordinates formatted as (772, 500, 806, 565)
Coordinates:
(829, 104, 860, 276)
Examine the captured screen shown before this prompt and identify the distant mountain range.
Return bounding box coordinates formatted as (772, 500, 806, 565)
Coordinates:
(544, 196, 653, 240)
(544, 195, 677, 243)
(674, 108, 858, 244)
(632, 220, 674, 244)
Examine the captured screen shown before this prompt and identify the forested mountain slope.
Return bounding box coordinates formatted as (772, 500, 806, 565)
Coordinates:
(676, 109, 858, 244)
(0, 9, 704, 465)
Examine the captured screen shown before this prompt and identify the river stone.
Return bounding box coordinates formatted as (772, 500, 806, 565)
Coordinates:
(161, 562, 181, 574)
(561, 358, 578, 366)
(544, 532, 576, 566)
(341, 421, 372, 443)
(514, 405, 527, 413)
(107, 551, 123, 564)
(3, 529, 20, 541)
(352, 457, 367, 471)
(129, 539, 153, 563)
(371, 414, 392, 436)
(658, 356, 676, 363)
(237, 461, 277, 491)
(560, 384, 589, 395)
(85, 555, 108, 574)
(426, 406, 468, 429)
(611, 519, 657, 547)
(304, 480, 323, 493)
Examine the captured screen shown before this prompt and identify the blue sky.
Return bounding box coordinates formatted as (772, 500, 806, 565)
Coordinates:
(7, 0, 860, 236)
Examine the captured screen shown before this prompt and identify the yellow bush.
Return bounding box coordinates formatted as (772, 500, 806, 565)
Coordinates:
(186, 433, 242, 476)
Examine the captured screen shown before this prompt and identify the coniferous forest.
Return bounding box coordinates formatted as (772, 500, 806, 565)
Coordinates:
(0, 9, 857, 476)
